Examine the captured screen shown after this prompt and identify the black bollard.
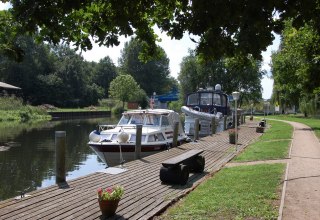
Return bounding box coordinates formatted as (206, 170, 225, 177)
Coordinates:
(55, 131, 66, 184)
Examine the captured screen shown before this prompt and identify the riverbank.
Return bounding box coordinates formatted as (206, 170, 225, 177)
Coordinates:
(0, 96, 50, 122)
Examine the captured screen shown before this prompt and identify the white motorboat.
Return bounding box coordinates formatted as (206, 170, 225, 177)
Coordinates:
(181, 84, 233, 136)
(88, 109, 188, 164)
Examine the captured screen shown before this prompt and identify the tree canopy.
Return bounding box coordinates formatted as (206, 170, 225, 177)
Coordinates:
(0, 36, 118, 107)
(271, 20, 320, 108)
(109, 74, 142, 109)
(2, 0, 320, 60)
(118, 38, 172, 96)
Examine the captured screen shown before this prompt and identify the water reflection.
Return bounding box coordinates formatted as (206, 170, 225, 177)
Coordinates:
(0, 117, 137, 201)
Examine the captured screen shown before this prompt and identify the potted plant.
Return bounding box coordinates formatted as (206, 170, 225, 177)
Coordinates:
(228, 128, 238, 144)
(97, 185, 124, 217)
(256, 126, 264, 133)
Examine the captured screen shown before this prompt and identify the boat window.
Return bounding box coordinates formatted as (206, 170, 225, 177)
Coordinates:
(213, 94, 221, 106)
(187, 93, 199, 105)
(145, 115, 160, 126)
(148, 133, 164, 142)
(129, 135, 146, 142)
(148, 135, 155, 142)
(221, 95, 226, 107)
(129, 114, 144, 124)
(161, 116, 170, 126)
(200, 93, 212, 105)
(118, 115, 130, 125)
(156, 133, 165, 141)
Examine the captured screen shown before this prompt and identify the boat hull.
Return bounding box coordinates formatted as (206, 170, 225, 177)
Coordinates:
(88, 142, 172, 152)
(89, 141, 184, 165)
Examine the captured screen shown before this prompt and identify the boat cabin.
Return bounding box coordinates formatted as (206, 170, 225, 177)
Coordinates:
(185, 84, 230, 115)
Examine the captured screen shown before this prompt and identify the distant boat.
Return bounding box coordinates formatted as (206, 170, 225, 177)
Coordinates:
(88, 109, 188, 164)
(181, 84, 232, 136)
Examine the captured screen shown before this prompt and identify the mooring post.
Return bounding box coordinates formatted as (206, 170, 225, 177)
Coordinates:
(55, 131, 66, 184)
(224, 115, 227, 130)
(211, 117, 216, 135)
(172, 121, 179, 148)
(135, 124, 142, 159)
(194, 118, 199, 141)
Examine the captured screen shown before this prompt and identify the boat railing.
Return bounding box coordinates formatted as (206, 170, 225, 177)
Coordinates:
(98, 124, 116, 131)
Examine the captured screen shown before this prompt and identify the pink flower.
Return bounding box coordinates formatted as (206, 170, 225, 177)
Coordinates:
(106, 187, 113, 194)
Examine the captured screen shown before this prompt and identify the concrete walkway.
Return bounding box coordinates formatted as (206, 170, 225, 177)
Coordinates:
(280, 121, 320, 220)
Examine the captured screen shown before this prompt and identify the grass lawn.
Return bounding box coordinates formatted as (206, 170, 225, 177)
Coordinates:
(234, 140, 290, 161)
(160, 164, 285, 220)
(266, 114, 320, 139)
(235, 120, 293, 162)
(260, 120, 293, 141)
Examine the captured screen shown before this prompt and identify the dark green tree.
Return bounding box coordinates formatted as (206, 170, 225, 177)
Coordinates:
(92, 57, 117, 97)
(0, 38, 104, 107)
(0, 36, 55, 103)
(271, 20, 320, 109)
(118, 38, 171, 96)
(0, 10, 24, 61)
(3, 0, 320, 60)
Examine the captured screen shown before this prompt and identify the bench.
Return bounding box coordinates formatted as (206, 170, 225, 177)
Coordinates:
(160, 149, 205, 185)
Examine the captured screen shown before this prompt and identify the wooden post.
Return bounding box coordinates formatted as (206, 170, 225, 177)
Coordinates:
(135, 124, 142, 159)
(172, 122, 179, 148)
(224, 115, 227, 130)
(240, 114, 244, 124)
(211, 117, 216, 135)
(55, 131, 66, 184)
(194, 118, 199, 141)
(244, 115, 246, 123)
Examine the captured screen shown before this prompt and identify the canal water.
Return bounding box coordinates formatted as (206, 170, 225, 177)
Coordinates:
(0, 117, 148, 201)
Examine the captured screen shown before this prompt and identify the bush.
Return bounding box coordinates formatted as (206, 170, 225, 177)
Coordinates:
(0, 96, 49, 122)
(0, 95, 24, 110)
(112, 102, 125, 115)
(168, 100, 183, 113)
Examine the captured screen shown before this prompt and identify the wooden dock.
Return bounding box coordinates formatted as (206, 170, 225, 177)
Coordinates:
(0, 121, 261, 220)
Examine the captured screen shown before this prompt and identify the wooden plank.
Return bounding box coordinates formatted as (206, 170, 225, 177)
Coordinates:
(162, 149, 204, 167)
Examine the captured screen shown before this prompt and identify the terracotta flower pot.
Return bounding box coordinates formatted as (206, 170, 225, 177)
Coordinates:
(98, 199, 120, 217)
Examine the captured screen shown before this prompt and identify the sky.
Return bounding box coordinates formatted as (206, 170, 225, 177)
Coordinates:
(1, 2, 280, 99)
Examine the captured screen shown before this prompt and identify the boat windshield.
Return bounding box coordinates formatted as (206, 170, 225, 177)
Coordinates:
(118, 114, 161, 126)
(118, 115, 130, 125)
(145, 114, 161, 126)
(200, 93, 213, 105)
(213, 93, 221, 105)
(187, 93, 199, 105)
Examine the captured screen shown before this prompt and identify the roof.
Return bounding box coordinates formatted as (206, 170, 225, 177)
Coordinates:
(0, 82, 21, 90)
(156, 90, 179, 102)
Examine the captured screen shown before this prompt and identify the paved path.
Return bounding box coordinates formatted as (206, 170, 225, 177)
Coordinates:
(280, 121, 320, 220)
